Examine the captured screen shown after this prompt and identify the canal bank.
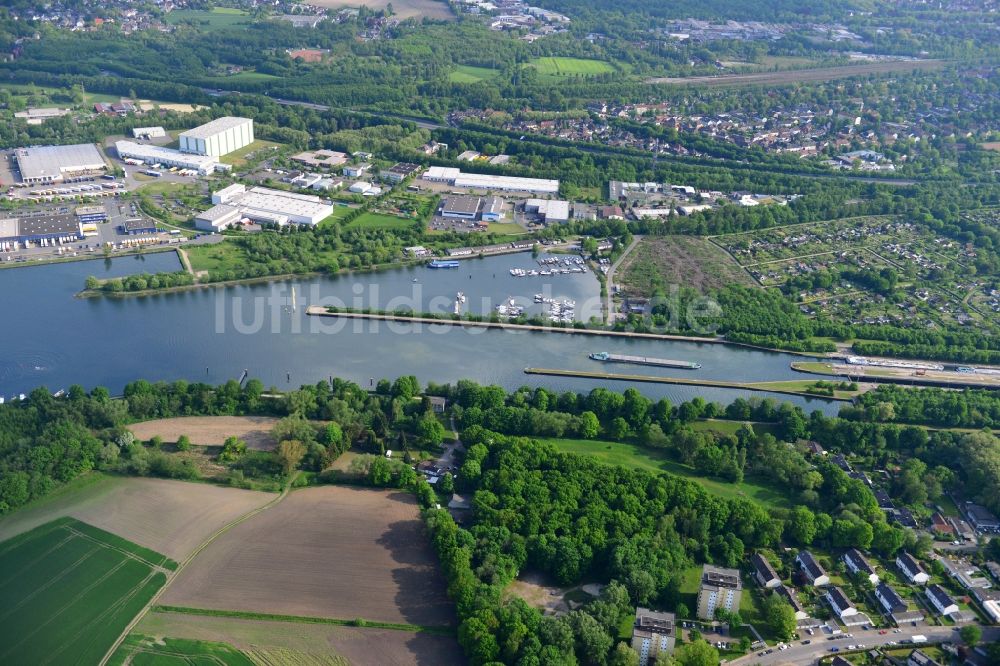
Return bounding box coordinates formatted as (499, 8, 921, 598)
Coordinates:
(525, 367, 855, 401)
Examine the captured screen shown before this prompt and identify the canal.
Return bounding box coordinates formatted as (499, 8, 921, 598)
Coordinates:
(0, 251, 840, 412)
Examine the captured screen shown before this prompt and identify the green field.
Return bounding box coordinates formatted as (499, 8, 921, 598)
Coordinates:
(165, 8, 252, 30)
(538, 437, 785, 509)
(0, 518, 174, 665)
(529, 57, 616, 78)
(184, 241, 249, 275)
(2, 82, 122, 105)
(109, 635, 255, 666)
(448, 65, 499, 83)
(345, 212, 416, 230)
(219, 139, 284, 167)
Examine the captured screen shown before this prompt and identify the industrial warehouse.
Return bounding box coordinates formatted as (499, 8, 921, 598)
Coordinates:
(13, 144, 108, 184)
(422, 166, 559, 194)
(114, 117, 253, 174)
(114, 141, 227, 176)
(195, 184, 333, 231)
(179, 116, 254, 157)
(0, 214, 83, 246)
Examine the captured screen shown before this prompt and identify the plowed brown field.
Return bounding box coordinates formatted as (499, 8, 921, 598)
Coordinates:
(160, 486, 455, 627)
(129, 416, 280, 450)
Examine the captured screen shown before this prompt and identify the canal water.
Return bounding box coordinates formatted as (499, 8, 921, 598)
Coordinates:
(0, 251, 840, 413)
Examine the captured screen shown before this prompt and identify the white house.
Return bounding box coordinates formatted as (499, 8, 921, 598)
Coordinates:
(826, 586, 857, 619)
(926, 584, 959, 616)
(844, 548, 879, 585)
(897, 552, 930, 585)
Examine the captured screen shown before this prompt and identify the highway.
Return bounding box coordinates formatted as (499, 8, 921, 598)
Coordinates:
(728, 625, 999, 665)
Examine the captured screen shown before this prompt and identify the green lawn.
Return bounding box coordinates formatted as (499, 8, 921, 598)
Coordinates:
(345, 212, 416, 230)
(538, 437, 786, 509)
(219, 139, 284, 167)
(0, 518, 173, 665)
(165, 8, 252, 30)
(690, 419, 779, 438)
(2, 82, 122, 105)
(318, 206, 358, 226)
(109, 635, 254, 666)
(448, 65, 499, 83)
(487, 222, 527, 235)
(529, 57, 616, 77)
(184, 241, 249, 275)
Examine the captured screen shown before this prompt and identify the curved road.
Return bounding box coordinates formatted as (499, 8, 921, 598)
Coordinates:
(604, 235, 641, 324)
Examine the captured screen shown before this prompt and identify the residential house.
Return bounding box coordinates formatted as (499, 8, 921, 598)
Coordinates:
(926, 584, 959, 616)
(844, 549, 879, 585)
(896, 552, 930, 585)
(751, 553, 781, 589)
(826, 586, 857, 620)
(631, 608, 676, 666)
(875, 582, 907, 615)
(776, 584, 808, 620)
(695, 565, 742, 620)
(966, 503, 1000, 533)
(796, 551, 830, 587)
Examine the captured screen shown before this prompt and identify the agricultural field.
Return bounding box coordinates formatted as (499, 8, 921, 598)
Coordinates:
(131, 610, 462, 665)
(646, 58, 944, 87)
(0, 474, 273, 560)
(129, 415, 281, 450)
(529, 57, 616, 78)
(536, 437, 786, 509)
(448, 65, 499, 83)
(0, 518, 173, 665)
(308, 0, 454, 20)
(164, 7, 252, 30)
(109, 635, 255, 666)
(714, 216, 989, 330)
(617, 235, 755, 297)
(159, 485, 456, 628)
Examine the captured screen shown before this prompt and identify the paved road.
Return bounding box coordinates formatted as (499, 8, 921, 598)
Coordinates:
(729, 625, 999, 665)
(603, 235, 642, 324)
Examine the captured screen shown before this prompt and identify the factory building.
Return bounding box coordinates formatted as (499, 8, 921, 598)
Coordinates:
(115, 141, 226, 176)
(422, 166, 559, 195)
(75, 205, 108, 224)
(14, 144, 107, 184)
(481, 196, 505, 222)
(440, 196, 482, 220)
(179, 117, 254, 157)
(132, 126, 166, 139)
(0, 215, 84, 244)
(525, 198, 570, 223)
(121, 218, 158, 235)
(196, 185, 333, 231)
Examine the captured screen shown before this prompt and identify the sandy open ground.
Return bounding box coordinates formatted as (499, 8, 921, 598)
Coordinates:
(129, 416, 280, 450)
(138, 611, 463, 666)
(160, 486, 455, 627)
(0, 475, 273, 560)
(646, 59, 943, 87)
(309, 0, 453, 20)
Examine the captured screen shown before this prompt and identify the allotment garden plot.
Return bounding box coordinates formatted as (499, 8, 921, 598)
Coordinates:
(0, 518, 174, 665)
(713, 216, 991, 330)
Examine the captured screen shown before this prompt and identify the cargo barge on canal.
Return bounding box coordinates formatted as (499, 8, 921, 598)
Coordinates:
(589, 351, 701, 370)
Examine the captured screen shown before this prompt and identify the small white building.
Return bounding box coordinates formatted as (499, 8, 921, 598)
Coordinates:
(132, 126, 166, 139)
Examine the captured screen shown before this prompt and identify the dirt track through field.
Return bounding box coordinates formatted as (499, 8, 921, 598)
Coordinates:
(0, 477, 273, 561)
(129, 416, 280, 450)
(646, 59, 944, 87)
(160, 486, 455, 627)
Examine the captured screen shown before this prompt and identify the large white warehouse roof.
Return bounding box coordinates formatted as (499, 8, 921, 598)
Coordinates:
(180, 116, 253, 140)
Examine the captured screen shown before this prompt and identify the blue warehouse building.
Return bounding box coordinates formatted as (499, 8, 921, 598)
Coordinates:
(0, 214, 84, 244)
